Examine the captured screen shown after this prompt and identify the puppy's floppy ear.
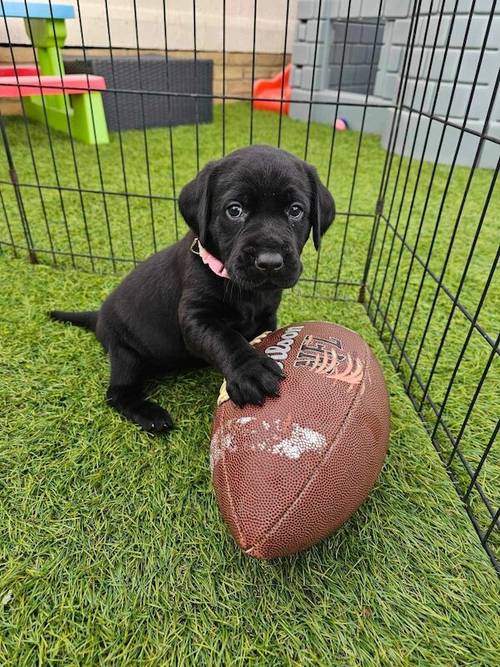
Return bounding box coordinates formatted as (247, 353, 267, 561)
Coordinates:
(306, 165, 335, 251)
(178, 160, 217, 246)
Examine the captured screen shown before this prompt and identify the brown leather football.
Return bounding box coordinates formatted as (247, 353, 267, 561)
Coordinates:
(211, 321, 390, 559)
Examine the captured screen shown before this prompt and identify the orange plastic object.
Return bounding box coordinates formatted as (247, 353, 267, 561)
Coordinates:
(252, 64, 291, 114)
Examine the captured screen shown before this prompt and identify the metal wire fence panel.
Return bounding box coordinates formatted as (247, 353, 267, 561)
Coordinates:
(364, 0, 499, 572)
(0, 0, 498, 571)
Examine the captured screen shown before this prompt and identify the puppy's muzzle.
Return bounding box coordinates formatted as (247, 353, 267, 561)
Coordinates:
(254, 251, 284, 273)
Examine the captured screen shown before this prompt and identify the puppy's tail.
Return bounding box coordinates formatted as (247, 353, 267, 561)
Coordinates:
(49, 309, 98, 332)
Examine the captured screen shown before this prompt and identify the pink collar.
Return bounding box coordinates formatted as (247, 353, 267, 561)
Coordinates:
(190, 238, 230, 279)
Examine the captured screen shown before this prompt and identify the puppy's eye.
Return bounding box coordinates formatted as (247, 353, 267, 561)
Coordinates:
(226, 202, 243, 220)
(288, 203, 304, 221)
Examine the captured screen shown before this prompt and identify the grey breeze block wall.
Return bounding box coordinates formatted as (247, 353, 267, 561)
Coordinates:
(289, 0, 500, 169)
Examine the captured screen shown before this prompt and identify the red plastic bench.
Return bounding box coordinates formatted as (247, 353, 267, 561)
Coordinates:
(0, 65, 39, 77)
(0, 73, 107, 97)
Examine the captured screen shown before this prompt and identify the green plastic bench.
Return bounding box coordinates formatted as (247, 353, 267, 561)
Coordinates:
(0, 2, 109, 144)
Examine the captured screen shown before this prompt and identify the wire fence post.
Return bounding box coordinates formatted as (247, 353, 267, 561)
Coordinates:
(0, 114, 37, 264)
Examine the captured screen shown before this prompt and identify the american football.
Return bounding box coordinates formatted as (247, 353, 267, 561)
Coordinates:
(211, 321, 390, 559)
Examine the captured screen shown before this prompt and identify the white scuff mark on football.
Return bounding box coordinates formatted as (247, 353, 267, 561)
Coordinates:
(211, 417, 326, 471)
(210, 427, 237, 472)
(268, 423, 326, 459)
(237, 416, 254, 425)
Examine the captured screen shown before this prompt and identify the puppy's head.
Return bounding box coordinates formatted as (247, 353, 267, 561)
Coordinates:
(179, 145, 335, 289)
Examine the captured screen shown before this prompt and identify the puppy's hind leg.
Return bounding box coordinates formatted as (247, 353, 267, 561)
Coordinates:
(106, 346, 173, 433)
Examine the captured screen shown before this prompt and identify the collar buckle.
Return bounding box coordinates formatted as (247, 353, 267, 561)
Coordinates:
(190, 237, 201, 256)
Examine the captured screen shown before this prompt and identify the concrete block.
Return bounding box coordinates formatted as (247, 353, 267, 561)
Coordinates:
(432, 81, 466, 116)
(387, 46, 403, 72)
(423, 46, 497, 85)
(381, 109, 482, 167)
(442, 0, 495, 13)
(339, 64, 357, 85)
(361, 23, 376, 43)
(346, 22, 362, 42)
(296, 21, 307, 41)
(408, 48, 429, 78)
(333, 21, 346, 41)
(352, 44, 367, 63)
(373, 67, 388, 99)
(288, 89, 313, 122)
(486, 16, 500, 49)
(403, 79, 437, 113)
(350, 0, 363, 15)
(419, 0, 444, 13)
(312, 44, 327, 66)
(297, 0, 319, 20)
(427, 48, 460, 82)
(356, 44, 368, 64)
(469, 85, 493, 121)
(343, 44, 354, 61)
(377, 26, 391, 69)
(479, 122, 500, 168)
(434, 82, 492, 120)
(329, 64, 341, 85)
(292, 42, 326, 66)
(458, 50, 500, 85)
(292, 42, 309, 65)
(364, 44, 379, 65)
(392, 19, 411, 45)
(339, 0, 352, 18)
(385, 0, 412, 18)
(381, 20, 394, 48)
(305, 19, 330, 43)
(491, 85, 500, 122)
(415, 15, 430, 46)
(338, 0, 362, 17)
(300, 65, 324, 91)
(319, 0, 341, 19)
(377, 45, 388, 73)
(361, 0, 383, 19)
(354, 64, 371, 85)
(291, 65, 303, 88)
(416, 15, 452, 47)
(450, 16, 489, 48)
(330, 43, 345, 64)
(382, 72, 400, 101)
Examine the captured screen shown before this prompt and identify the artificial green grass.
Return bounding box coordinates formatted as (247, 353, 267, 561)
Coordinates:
(0, 103, 499, 664)
(0, 257, 499, 665)
(1, 102, 498, 542)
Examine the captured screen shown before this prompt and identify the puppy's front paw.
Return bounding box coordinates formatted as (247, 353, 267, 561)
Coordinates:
(132, 401, 174, 433)
(226, 351, 284, 407)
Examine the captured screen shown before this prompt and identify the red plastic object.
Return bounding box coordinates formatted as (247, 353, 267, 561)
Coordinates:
(252, 64, 291, 114)
(0, 65, 39, 77)
(0, 74, 106, 97)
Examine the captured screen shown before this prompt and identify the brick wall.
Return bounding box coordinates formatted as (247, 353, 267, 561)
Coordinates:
(0, 46, 290, 115)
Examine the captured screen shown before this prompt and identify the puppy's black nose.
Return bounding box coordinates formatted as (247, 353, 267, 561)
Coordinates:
(255, 252, 284, 272)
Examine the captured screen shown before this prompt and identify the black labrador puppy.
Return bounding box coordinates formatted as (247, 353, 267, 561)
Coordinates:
(51, 145, 335, 433)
